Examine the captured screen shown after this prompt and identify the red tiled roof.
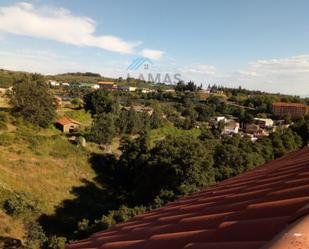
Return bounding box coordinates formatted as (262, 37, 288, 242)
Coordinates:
(67, 147, 309, 249)
(272, 102, 308, 108)
(56, 117, 80, 126)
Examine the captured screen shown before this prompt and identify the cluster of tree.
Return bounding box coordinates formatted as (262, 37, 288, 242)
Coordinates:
(175, 81, 201, 92)
(291, 116, 309, 146)
(58, 72, 102, 77)
(66, 123, 304, 241)
(84, 90, 164, 144)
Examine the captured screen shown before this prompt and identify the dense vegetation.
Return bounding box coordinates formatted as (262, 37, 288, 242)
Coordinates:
(1, 71, 309, 248)
(9, 74, 56, 127)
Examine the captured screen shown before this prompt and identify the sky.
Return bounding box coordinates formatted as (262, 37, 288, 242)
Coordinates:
(0, 0, 309, 95)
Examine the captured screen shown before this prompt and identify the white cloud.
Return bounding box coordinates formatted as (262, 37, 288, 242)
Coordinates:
(0, 48, 131, 79)
(0, 49, 82, 74)
(249, 55, 309, 73)
(140, 49, 165, 60)
(185, 64, 217, 75)
(0, 2, 161, 56)
(177, 55, 309, 95)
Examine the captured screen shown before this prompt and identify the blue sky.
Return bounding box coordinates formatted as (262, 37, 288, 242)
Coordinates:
(0, 0, 309, 94)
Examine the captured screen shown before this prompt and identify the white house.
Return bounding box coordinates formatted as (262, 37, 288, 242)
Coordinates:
(215, 116, 227, 123)
(48, 80, 60, 86)
(91, 84, 100, 89)
(141, 88, 156, 93)
(253, 118, 274, 128)
(119, 86, 137, 92)
(163, 89, 176, 93)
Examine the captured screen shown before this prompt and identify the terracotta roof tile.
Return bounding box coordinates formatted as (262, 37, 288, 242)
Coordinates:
(67, 147, 309, 249)
(272, 102, 308, 108)
(184, 241, 266, 249)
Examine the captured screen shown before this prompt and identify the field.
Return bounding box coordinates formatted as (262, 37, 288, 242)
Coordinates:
(149, 124, 201, 141)
(0, 120, 96, 242)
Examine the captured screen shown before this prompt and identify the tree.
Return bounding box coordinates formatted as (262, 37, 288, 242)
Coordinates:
(10, 74, 56, 127)
(71, 98, 83, 109)
(199, 126, 215, 141)
(116, 134, 151, 191)
(150, 111, 163, 129)
(269, 128, 302, 158)
(187, 81, 197, 92)
(213, 135, 266, 181)
(293, 119, 309, 146)
(87, 113, 116, 144)
(117, 109, 150, 134)
(144, 135, 215, 197)
(175, 81, 186, 91)
(84, 90, 116, 115)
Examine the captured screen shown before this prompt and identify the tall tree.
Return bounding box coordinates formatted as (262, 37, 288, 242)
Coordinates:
(87, 113, 116, 144)
(84, 90, 116, 115)
(10, 74, 56, 127)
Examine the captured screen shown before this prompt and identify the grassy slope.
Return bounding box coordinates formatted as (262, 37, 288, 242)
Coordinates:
(149, 123, 201, 141)
(0, 69, 30, 88)
(0, 119, 96, 241)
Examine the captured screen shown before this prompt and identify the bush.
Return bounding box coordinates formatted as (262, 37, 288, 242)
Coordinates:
(71, 98, 83, 109)
(24, 221, 47, 249)
(45, 236, 67, 249)
(152, 189, 176, 208)
(95, 205, 147, 231)
(4, 192, 40, 217)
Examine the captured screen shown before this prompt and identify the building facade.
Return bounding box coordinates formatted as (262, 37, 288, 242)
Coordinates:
(272, 102, 308, 118)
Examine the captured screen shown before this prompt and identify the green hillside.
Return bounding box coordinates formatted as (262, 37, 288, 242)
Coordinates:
(0, 69, 173, 90)
(0, 115, 96, 246)
(0, 69, 30, 88)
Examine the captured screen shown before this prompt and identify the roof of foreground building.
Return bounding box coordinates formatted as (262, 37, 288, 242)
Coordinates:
(67, 147, 309, 249)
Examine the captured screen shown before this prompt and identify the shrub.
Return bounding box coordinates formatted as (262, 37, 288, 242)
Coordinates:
(4, 192, 40, 217)
(99, 205, 146, 229)
(24, 221, 47, 249)
(152, 189, 176, 208)
(71, 98, 83, 109)
(45, 236, 67, 249)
